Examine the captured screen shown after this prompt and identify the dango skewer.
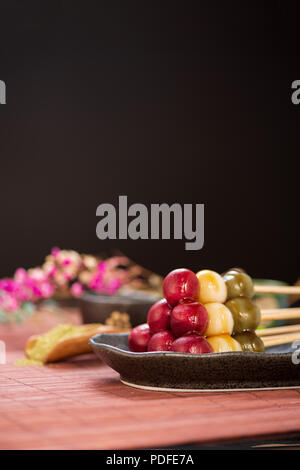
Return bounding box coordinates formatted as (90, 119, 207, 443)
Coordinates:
(257, 324, 300, 336)
(262, 332, 300, 347)
(129, 267, 300, 355)
(222, 268, 300, 296)
(254, 285, 300, 295)
(222, 269, 300, 323)
(260, 308, 300, 322)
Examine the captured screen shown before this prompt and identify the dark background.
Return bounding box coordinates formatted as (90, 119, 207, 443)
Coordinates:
(0, 0, 299, 282)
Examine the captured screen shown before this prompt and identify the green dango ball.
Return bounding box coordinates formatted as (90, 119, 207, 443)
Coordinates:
(233, 331, 265, 353)
(225, 297, 261, 333)
(223, 270, 254, 300)
(222, 267, 245, 275)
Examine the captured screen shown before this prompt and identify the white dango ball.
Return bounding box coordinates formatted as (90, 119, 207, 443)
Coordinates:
(196, 270, 227, 304)
(204, 302, 234, 337)
(207, 335, 242, 353)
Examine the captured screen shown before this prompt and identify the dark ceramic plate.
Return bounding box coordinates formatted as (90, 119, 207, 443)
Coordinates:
(89, 333, 300, 392)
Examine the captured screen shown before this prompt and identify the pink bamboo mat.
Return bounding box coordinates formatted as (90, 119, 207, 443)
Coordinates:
(1, 349, 300, 449)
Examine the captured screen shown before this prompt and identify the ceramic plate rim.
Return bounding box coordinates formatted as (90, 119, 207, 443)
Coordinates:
(120, 378, 300, 393)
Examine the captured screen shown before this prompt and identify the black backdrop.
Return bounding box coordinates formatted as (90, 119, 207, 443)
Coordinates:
(0, 1, 299, 282)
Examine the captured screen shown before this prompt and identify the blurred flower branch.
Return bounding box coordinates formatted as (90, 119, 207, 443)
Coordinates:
(0, 248, 162, 323)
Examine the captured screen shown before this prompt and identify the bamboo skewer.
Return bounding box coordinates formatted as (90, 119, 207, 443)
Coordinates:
(260, 308, 300, 321)
(250, 281, 300, 346)
(236, 281, 300, 347)
(257, 310, 300, 347)
(257, 324, 300, 336)
(262, 332, 300, 347)
(254, 284, 300, 295)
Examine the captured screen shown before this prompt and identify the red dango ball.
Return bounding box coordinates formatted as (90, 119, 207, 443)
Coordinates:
(147, 330, 175, 352)
(128, 323, 151, 352)
(147, 299, 172, 333)
(171, 334, 213, 354)
(163, 268, 199, 307)
(170, 301, 208, 337)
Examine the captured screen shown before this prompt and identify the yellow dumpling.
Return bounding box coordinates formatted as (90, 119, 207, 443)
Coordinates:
(196, 269, 227, 303)
(204, 302, 234, 336)
(207, 334, 242, 352)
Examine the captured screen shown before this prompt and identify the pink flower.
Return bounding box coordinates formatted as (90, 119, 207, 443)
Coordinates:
(106, 256, 129, 269)
(40, 282, 55, 298)
(0, 278, 17, 293)
(43, 263, 57, 277)
(17, 290, 30, 302)
(51, 247, 60, 257)
(28, 268, 47, 282)
(49, 266, 57, 277)
(14, 268, 27, 283)
(97, 261, 107, 273)
(0, 249, 131, 317)
(107, 279, 122, 294)
(62, 258, 71, 266)
(63, 271, 73, 281)
(71, 282, 83, 297)
(32, 285, 42, 297)
(0, 294, 19, 312)
(89, 273, 104, 292)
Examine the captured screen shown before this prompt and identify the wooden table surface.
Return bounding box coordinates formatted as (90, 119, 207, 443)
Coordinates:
(1, 311, 300, 450)
(1, 349, 300, 450)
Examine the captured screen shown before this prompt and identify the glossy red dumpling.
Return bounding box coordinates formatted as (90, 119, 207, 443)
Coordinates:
(171, 334, 213, 354)
(147, 330, 175, 352)
(163, 268, 199, 307)
(170, 301, 208, 337)
(147, 299, 171, 333)
(128, 323, 151, 352)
